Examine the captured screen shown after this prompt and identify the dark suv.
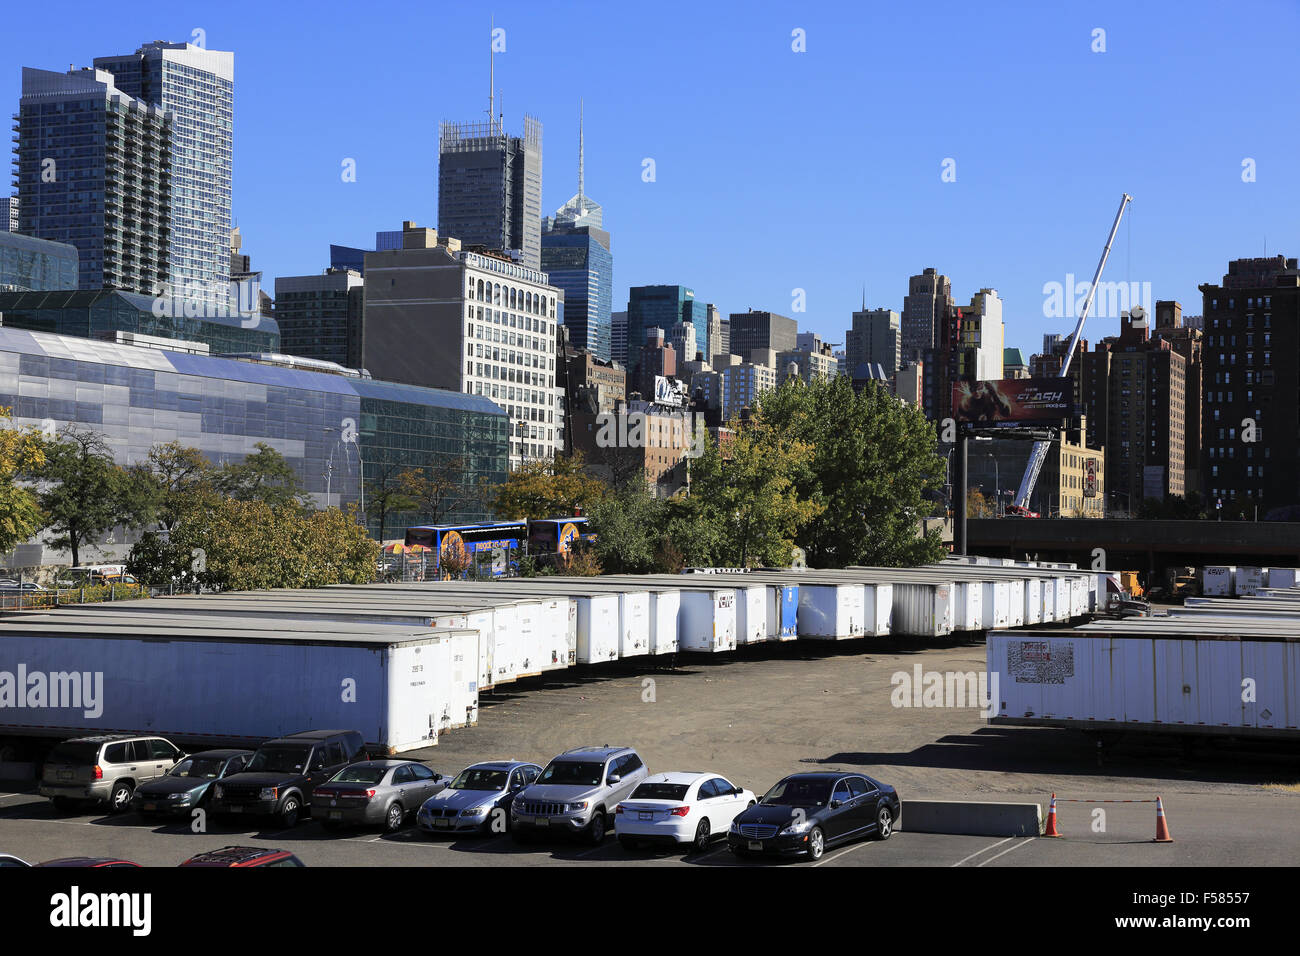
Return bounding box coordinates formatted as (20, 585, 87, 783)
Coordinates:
(209, 730, 367, 828)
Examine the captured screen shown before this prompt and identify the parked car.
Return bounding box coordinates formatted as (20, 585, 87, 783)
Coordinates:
(0, 580, 48, 592)
(36, 857, 140, 867)
(130, 749, 254, 818)
(727, 771, 900, 861)
(312, 759, 448, 832)
(511, 746, 649, 845)
(615, 771, 756, 853)
(178, 846, 305, 867)
(209, 730, 367, 828)
(40, 734, 185, 813)
(0, 853, 31, 867)
(417, 760, 542, 835)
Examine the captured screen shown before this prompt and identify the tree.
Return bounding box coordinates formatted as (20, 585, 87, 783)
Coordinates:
(128, 441, 212, 532)
(399, 456, 467, 527)
(491, 452, 607, 520)
(365, 460, 417, 543)
(588, 484, 667, 573)
(755, 376, 947, 567)
(679, 419, 823, 568)
(0, 408, 46, 555)
(966, 487, 996, 518)
(211, 441, 308, 508)
(35, 427, 139, 567)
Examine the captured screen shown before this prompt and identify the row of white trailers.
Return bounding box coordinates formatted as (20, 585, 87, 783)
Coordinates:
(988, 579, 1300, 740)
(0, 563, 1101, 754)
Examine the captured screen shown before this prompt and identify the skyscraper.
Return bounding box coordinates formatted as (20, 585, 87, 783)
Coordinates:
(611, 311, 628, 366)
(626, 286, 705, 377)
(16, 66, 171, 294)
(274, 268, 366, 369)
(846, 307, 901, 381)
(94, 42, 234, 309)
(902, 268, 953, 366)
(541, 105, 612, 360)
(438, 113, 542, 270)
(727, 309, 797, 363)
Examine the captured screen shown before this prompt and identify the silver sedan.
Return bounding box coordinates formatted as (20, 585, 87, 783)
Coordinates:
(418, 761, 542, 835)
(313, 760, 449, 832)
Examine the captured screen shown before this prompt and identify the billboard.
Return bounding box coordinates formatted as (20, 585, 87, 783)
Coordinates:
(654, 375, 684, 406)
(952, 378, 1074, 425)
(1084, 458, 1098, 498)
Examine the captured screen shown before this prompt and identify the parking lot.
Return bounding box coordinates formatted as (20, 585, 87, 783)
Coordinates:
(2, 638, 1297, 866)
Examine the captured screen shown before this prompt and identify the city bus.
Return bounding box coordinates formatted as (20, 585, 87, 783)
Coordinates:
(404, 521, 529, 578)
(527, 518, 595, 557)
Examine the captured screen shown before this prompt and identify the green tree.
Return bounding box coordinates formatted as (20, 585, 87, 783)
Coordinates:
(211, 441, 308, 508)
(365, 460, 417, 543)
(756, 376, 947, 567)
(128, 441, 212, 532)
(399, 456, 467, 526)
(491, 452, 607, 520)
(35, 427, 140, 567)
(588, 484, 666, 573)
(0, 408, 47, 555)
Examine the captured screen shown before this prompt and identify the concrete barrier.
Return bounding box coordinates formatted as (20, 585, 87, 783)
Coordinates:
(900, 799, 1042, 837)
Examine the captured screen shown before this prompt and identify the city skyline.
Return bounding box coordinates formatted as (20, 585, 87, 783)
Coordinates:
(4, 1, 1298, 358)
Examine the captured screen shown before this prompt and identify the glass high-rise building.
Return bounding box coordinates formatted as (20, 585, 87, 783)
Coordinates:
(626, 286, 706, 377)
(542, 225, 612, 361)
(94, 42, 234, 311)
(16, 67, 172, 295)
(438, 116, 542, 270)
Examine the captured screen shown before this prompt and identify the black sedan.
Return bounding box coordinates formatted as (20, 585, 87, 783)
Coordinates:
(131, 750, 254, 818)
(727, 771, 900, 861)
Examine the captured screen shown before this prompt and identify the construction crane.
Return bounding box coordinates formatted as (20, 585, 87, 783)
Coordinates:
(1012, 193, 1132, 510)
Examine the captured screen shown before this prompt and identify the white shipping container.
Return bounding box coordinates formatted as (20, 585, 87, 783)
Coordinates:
(1264, 568, 1299, 590)
(0, 625, 481, 753)
(647, 591, 680, 655)
(678, 589, 737, 652)
(1235, 567, 1265, 597)
(1202, 566, 1236, 596)
(988, 632, 1300, 737)
(796, 584, 866, 640)
(428, 609, 495, 692)
(891, 583, 954, 638)
(735, 585, 768, 645)
(864, 583, 893, 636)
(952, 580, 983, 632)
(576, 594, 621, 663)
(618, 591, 652, 658)
(1021, 577, 1043, 625)
(979, 580, 1012, 630)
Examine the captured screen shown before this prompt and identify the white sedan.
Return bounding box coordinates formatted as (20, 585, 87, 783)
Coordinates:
(614, 771, 756, 853)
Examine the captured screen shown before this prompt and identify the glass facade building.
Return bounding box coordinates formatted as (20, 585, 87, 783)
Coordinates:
(16, 67, 172, 294)
(94, 43, 234, 311)
(0, 290, 280, 355)
(626, 285, 706, 376)
(0, 232, 79, 292)
(540, 224, 612, 361)
(0, 327, 508, 562)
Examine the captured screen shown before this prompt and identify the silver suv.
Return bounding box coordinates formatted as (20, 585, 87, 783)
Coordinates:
(40, 734, 185, 813)
(511, 746, 649, 845)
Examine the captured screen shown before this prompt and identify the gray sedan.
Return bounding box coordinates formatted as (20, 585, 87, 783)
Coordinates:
(312, 760, 449, 832)
(417, 761, 542, 835)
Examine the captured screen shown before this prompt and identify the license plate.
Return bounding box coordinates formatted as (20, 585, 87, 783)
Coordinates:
(329, 811, 342, 820)
(434, 818, 449, 827)
(58, 770, 72, 780)
(143, 803, 156, 812)
(228, 806, 242, 813)
(748, 841, 763, 851)
(535, 817, 550, 827)
(638, 811, 653, 820)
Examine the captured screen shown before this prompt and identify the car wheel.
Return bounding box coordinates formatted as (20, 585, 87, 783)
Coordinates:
(875, 805, 894, 840)
(691, 817, 711, 854)
(806, 826, 825, 860)
(384, 802, 405, 833)
(618, 835, 638, 851)
(109, 781, 133, 814)
(278, 796, 301, 828)
(586, 810, 606, 845)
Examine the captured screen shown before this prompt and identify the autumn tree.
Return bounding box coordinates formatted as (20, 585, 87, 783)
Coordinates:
(0, 408, 47, 555)
(399, 456, 467, 526)
(490, 452, 607, 520)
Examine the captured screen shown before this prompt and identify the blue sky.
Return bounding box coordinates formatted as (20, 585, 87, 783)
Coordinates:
(9, 0, 1299, 355)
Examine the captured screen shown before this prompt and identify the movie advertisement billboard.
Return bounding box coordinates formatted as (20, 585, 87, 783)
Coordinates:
(952, 378, 1074, 425)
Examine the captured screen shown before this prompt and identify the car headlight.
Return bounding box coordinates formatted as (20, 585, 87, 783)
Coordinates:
(259, 788, 278, 800)
(460, 806, 488, 817)
(729, 821, 740, 833)
(568, 801, 588, 813)
(780, 819, 813, 836)
(168, 792, 189, 801)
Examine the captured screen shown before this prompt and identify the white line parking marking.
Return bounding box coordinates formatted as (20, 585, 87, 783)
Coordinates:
(977, 837, 1037, 866)
(813, 841, 867, 866)
(951, 837, 1013, 867)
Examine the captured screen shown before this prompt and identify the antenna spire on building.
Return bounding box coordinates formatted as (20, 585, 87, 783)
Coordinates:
(488, 15, 496, 133)
(578, 99, 585, 203)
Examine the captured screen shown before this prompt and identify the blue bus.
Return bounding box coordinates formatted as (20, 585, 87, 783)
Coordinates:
(527, 517, 595, 557)
(404, 521, 529, 578)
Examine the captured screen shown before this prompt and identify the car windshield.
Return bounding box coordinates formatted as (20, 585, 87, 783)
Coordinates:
(245, 746, 311, 774)
(47, 743, 100, 764)
(630, 783, 689, 801)
(331, 767, 387, 784)
(169, 757, 224, 779)
(761, 779, 831, 807)
(537, 761, 604, 787)
(449, 768, 508, 791)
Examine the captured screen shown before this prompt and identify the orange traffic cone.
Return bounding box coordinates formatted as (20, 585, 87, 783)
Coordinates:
(1153, 796, 1174, 843)
(1044, 793, 1062, 837)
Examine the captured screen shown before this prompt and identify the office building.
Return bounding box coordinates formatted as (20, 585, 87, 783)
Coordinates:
(0, 325, 507, 561)
(2, 196, 17, 233)
(706, 304, 723, 365)
(1197, 255, 1299, 514)
(728, 309, 797, 363)
(438, 115, 542, 270)
(721, 361, 778, 421)
(611, 310, 628, 365)
(846, 307, 901, 382)
(274, 268, 365, 368)
(668, 321, 697, 366)
(541, 224, 612, 361)
(893, 363, 922, 406)
(0, 289, 279, 354)
(902, 268, 953, 366)
(635, 327, 676, 398)
(719, 318, 731, 358)
(626, 285, 705, 377)
(16, 66, 172, 295)
(776, 347, 837, 384)
(361, 221, 561, 469)
(0, 232, 78, 292)
(94, 42, 234, 310)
